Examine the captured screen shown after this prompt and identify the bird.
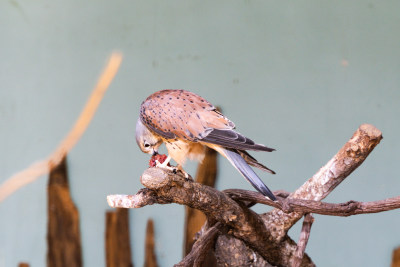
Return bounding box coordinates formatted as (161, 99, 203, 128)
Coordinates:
(135, 89, 277, 201)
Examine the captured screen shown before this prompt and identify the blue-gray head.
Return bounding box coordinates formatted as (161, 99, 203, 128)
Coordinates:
(135, 118, 163, 155)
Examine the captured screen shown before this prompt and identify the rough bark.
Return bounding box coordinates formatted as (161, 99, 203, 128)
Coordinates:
(176, 223, 222, 267)
(108, 168, 315, 267)
(47, 157, 82, 267)
(215, 234, 274, 267)
(105, 208, 133, 267)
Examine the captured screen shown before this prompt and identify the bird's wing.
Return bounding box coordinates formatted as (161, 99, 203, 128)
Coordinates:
(140, 89, 274, 152)
(140, 89, 234, 140)
(223, 149, 276, 201)
(201, 129, 275, 152)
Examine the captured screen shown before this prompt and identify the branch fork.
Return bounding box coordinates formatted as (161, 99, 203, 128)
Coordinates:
(107, 124, 395, 266)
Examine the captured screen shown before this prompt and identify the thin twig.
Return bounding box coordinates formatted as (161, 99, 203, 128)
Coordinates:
(225, 189, 400, 216)
(291, 213, 314, 267)
(0, 52, 122, 203)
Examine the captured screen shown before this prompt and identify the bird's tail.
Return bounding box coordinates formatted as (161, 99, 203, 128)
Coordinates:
(238, 150, 276, 174)
(223, 149, 276, 201)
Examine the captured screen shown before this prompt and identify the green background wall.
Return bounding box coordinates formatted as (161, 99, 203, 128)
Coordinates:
(1, 1, 399, 266)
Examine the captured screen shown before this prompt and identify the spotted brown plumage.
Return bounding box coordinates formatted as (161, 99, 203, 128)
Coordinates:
(140, 90, 233, 141)
(136, 89, 277, 201)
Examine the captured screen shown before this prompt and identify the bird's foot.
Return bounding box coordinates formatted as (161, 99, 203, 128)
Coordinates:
(176, 166, 192, 181)
(155, 155, 180, 173)
(182, 170, 190, 180)
(154, 158, 192, 180)
(155, 161, 176, 173)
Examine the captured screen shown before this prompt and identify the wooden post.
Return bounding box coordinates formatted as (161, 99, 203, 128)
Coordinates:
(47, 157, 82, 267)
(392, 246, 400, 267)
(144, 219, 158, 267)
(105, 208, 133, 267)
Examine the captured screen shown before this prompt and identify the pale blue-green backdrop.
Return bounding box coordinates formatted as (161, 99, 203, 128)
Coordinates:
(1, 1, 399, 266)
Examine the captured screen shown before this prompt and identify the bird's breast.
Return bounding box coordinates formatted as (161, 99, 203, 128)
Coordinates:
(165, 139, 205, 166)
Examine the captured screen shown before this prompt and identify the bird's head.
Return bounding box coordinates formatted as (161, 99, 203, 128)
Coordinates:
(135, 118, 162, 155)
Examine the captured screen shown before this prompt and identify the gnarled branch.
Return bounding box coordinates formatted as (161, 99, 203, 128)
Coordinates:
(225, 189, 400, 216)
(108, 168, 315, 267)
(262, 123, 383, 240)
(107, 124, 388, 266)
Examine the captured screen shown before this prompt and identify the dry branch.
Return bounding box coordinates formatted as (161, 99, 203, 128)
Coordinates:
(225, 189, 400, 216)
(0, 52, 122, 203)
(263, 123, 383, 240)
(217, 124, 385, 265)
(107, 124, 389, 266)
(108, 168, 315, 267)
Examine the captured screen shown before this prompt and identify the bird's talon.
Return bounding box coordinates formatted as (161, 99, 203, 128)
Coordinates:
(154, 158, 177, 173)
(155, 159, 170, 168)
(182, 171, 193, 181)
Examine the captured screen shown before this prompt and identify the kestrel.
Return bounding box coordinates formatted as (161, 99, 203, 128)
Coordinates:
(135, 89, 276, 201)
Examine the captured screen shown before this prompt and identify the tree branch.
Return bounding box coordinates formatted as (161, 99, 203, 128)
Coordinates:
(263, 123, 383, 240)
(108, 168, 315, 267)
(225, 189, 400, 216)
(107, 124, 386, 266)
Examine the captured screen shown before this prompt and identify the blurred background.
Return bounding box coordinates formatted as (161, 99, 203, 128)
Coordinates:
(1, 1, 399, 266)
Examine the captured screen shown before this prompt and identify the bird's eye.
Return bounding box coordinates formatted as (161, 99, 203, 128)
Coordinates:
(144, 142, 150, 148)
